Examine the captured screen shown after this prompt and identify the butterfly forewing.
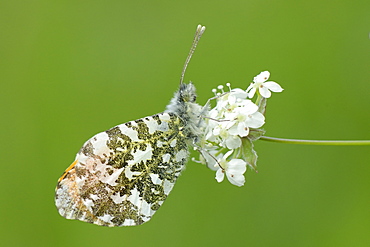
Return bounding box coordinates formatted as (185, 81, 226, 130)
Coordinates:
(55, 112, 189, 226)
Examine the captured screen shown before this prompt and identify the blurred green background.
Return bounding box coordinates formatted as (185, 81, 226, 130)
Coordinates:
(1, 1, 369, 246)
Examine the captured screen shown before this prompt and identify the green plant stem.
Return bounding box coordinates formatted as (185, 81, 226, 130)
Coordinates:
(255, 92, 262, 106)
(260, 136, 370, 146)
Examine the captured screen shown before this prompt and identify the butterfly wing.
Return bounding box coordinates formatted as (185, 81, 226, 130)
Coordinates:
(55, 112, 189, 226)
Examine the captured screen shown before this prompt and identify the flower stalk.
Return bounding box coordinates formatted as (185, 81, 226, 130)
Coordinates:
(260, 136, 370, 146)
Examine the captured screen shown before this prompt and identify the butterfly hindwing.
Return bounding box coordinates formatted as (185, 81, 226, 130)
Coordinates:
(55, 112, 189, 226)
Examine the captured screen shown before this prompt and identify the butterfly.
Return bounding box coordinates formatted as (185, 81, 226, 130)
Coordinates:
(55, 25, 206, 226)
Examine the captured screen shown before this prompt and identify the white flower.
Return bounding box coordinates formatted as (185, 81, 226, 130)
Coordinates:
(197, 73, 285, 187)
(200, 148, 222, 171)
(229, 88, 249, 99)
(225, 95, 251, 114)
(212, 124, 242, 149)
(203, 88, 261, 146)
(224, 102, 265, 137)
(246, 71, 283, 98)
(212, 88, 249, 114)
(214, 151, 247, 186)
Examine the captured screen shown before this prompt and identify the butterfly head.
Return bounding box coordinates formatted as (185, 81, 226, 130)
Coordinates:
(179, 82, 197, 103)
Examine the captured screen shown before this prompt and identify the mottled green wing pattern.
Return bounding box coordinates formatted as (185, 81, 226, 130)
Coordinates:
(55, 112, 189, 226)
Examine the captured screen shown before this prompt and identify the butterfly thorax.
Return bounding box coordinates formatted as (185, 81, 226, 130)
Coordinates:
(165, 83, 205, 145)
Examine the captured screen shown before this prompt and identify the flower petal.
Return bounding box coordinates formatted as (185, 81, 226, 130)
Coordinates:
(236, 123, 250, 137)
(259, 86, 272, 98)
(246, 83, 254, 93)
(264, 81, 284, 92)
(201, 151, 218, 170)
(245, 112, 265, 128)
(223, 150, 234, 160)
(225, 135, 242, 149)
(253, 71, 270, 83)
(230, 88, 249, 99)
(215, 168, 225, 182)
(212, 125, 222, 136)
(227, 124, 239, 135)
(228, 159, 247, 174)
(247, 87, 256, 98)
(243, 100, 259, 114)
(226, 173, 245, 186)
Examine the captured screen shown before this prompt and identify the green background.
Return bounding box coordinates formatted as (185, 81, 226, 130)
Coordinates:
(1, 1, 369, 246)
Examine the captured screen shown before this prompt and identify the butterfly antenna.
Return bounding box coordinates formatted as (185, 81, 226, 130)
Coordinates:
(179, 25, 206, 85)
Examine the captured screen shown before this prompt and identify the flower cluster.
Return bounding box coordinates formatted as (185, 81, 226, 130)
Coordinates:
(197, 71, 283, 186)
